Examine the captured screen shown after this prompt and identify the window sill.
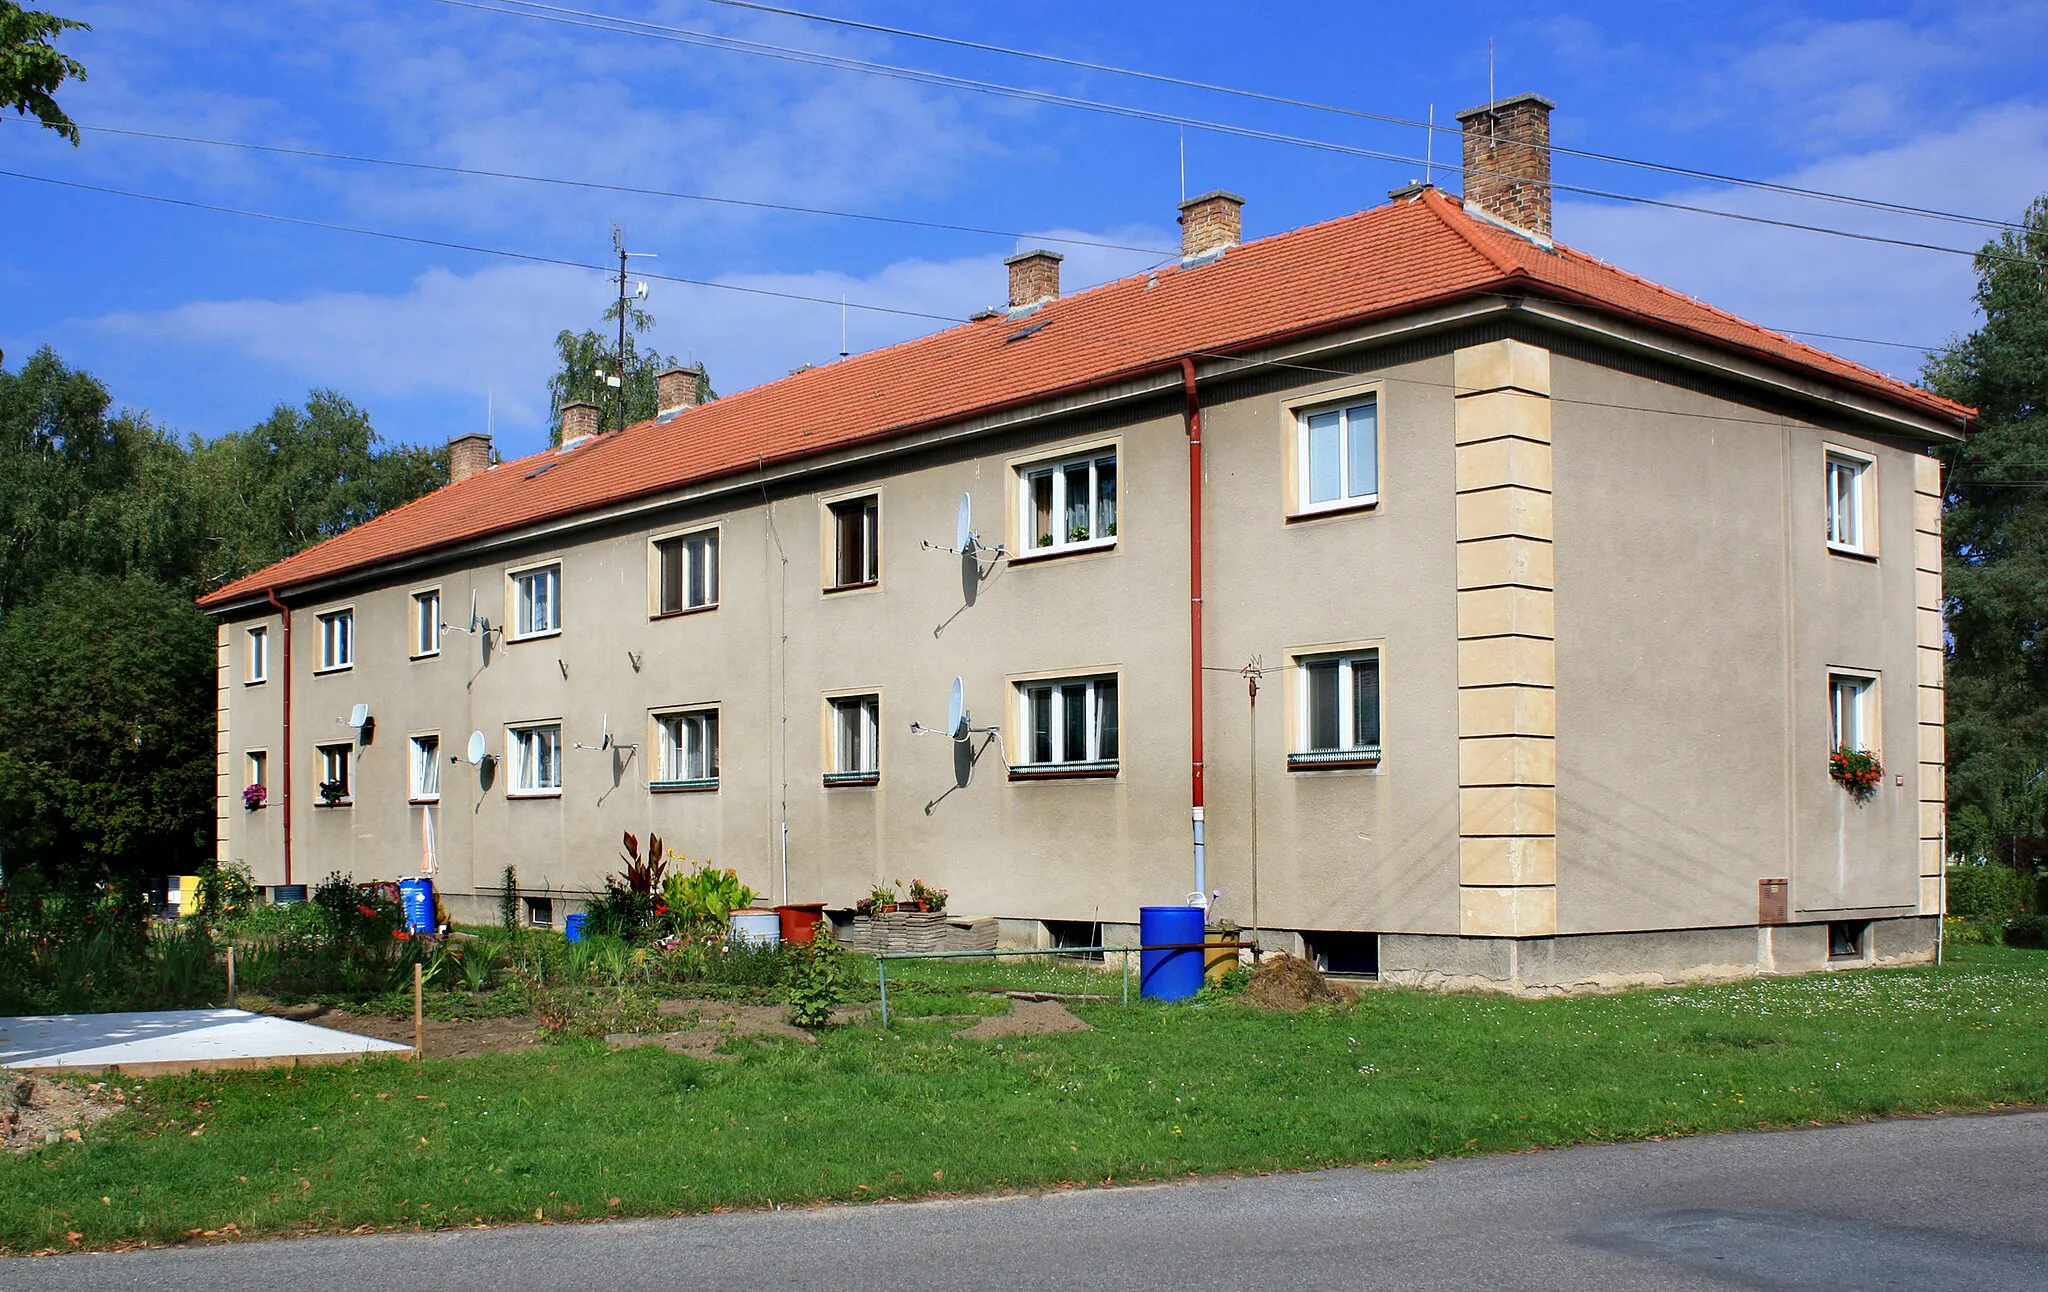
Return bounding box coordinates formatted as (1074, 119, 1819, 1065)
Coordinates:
(244, 677, 269, 687)
(823, 771, 880, 788)
(824, 579, 879, 595)
(507, 629, 562, 644)
(313, 799, 354, 809)
(409, 797, 441, 806)
(652, 604, 719, 621)
(1009, 760, 1119, 781)
(243, 802, 268, 811)
(651, 778, 719, 794)
(313, 664, 353, 676)
(1287, 498, 1380, 524)
(410, 650, 442, 662)
(1825, 543, 1878, 562)
(1009, 538, 1117, 565)
(507, 789, 563, 800)
(1288, 749, 1382, 771)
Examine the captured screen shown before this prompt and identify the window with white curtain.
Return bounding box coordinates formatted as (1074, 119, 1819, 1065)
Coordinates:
(413, 589, 442, 657)
(1830, 673, 1875, 752)
(655, 530, 720, 613)
(508, 724, 562, 795)
(828, 695, 879, 783)
(656, 710, 719, 787)
(1014, 675, 1118, 774)
(512, 564, 561, 638)
(246, 626, 269, 683)
(410, 733, 441, 801)
(317, 609, 353, 671)
(1019, 449, 1117, 554)
(1291, 650, 1381, 768)
(1296, 396, 1379, 514)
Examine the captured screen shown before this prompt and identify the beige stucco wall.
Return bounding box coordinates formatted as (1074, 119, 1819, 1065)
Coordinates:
(1549, 354, 1927, 933)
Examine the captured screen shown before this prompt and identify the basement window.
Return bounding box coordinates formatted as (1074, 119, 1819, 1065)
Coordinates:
(1828, 920, 1869, 962)
(1304, 930, 1380, 978)
(525, 896, 554, 929)
(1044, 919, 1103, 963)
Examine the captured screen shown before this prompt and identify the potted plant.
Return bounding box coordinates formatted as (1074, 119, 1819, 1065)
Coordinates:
(1829, 746, 1883, 801)
(243, 783, 268, 810)
(864, 881, 899, 914)
(909, 878, 948, 914)
(317, 779, 347, 806)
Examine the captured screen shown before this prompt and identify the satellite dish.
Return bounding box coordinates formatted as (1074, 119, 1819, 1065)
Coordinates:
(466, 731, 487, 766)
(601, 713, 612, 752)
(468, 589, 480, 634)
(948, 676, 968, 740)
(955, 493, 974, 554)
(349, 703, 371, 729)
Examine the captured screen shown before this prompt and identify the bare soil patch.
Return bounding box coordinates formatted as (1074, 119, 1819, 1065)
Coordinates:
(608, 1002, 860, 1059)
(2, 1076, 128, 1153)
(265, 1004, 543, 1059)
(954, 998, 1093, 1039)
(1239, 955, 1357, 1012)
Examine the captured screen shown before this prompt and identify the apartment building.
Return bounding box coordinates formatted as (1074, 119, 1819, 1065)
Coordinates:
(200, 95, 1971, 989)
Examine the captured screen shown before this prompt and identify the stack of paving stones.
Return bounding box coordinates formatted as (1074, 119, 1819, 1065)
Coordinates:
(840, 912, 997, 954)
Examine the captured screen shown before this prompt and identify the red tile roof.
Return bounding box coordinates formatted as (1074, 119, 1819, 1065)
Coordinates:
(199, 189, 1971, 610)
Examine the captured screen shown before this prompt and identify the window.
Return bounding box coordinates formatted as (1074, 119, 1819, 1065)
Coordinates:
(508, 724, 562, 795)
(524, 896, 554, 929)
(1826, 451, 1870, 553)
(1830, 673, 1875, 753)
(655, 710, 719, 789)
(1014, 675, 1119, 776)
(317, 609, 353, 671)
(1828, 920, 1869, 961)
(413, 589, 442, 657)
(1020, 450, 1116, 553)
(246, 626, 269, 683)
(512, 564, 561, 638)
(827, 695, 880, 785)
(655, 530, 720, 614)
(829, 495, 879, 589)
(1292, 650, 1381, 768)
(1296, 396, 1379, 514)
(246, 750, 268, 790)
(409, 733, 441, 802)
(316, 742, 352, 804)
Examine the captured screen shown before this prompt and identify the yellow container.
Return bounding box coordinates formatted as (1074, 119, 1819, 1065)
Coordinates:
(1205, 923, 1240, 980)
(176, 875, 202, 918)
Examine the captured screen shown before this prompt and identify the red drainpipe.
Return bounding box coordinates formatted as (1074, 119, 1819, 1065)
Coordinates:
(264, 587, 293, 887)
(1178, 358, 1207, 902)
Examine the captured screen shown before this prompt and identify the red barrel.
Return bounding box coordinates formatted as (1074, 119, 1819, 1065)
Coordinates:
(775, 903, 828, 944)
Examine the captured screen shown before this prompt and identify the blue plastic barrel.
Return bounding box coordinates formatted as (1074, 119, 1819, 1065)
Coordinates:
(563, 912, 588, 943)
(1139, 905, 1206, 1001)
(398, 878, 436, 935)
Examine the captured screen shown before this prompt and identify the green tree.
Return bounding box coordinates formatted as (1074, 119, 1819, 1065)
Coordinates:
(189, 390, 446, 585)
(545, 299, 708, 445)
(0, 346, 204, 614)
(1925, 194, 2048, 861)
(0, 575, 215, 879)
(0, 2, 88, 144)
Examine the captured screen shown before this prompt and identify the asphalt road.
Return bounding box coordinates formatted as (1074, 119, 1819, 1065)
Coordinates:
(8, 1111, 2046, 1291)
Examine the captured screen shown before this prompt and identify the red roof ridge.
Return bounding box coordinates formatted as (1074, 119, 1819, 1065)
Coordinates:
(1420, 188, 1525, 278)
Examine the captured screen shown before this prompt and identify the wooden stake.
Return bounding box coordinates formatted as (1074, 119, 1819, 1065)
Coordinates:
(226, 945, 237, 1007)
(413, 961, 425, 1060)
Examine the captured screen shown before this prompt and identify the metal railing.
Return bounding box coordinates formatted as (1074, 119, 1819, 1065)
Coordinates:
(871, 942, 1253, 1027)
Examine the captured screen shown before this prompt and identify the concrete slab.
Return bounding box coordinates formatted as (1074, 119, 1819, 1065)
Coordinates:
(0, 1009, 411, 1076)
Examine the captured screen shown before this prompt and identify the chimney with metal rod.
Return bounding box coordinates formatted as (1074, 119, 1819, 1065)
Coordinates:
(1456, 92, 1555, 238)
(1004, 249, 1063, 310)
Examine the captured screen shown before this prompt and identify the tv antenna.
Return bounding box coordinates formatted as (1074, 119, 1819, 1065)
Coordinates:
(920, 492, 1008, 570)
(610, 224, 658, 435)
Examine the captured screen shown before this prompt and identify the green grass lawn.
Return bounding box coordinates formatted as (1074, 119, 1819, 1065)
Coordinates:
(6, 945, 2046, 1253)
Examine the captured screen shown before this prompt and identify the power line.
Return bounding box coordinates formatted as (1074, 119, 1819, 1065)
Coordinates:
(434, 0, 2041, 269)
(679, 0, 2026, 235)
(0, 118, 1176, 259)
(0, 168, 965, 323)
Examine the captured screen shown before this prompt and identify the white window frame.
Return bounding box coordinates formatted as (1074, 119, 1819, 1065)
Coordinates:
(1291, 649, 1382, 768)
(653, 528, 720, 615)
(1294, 394, 1381, 516)
(409, 732, 442, 802)
(246, 749, 268, 790)
(412, 588, 442, 658)
(654, 709, 720, 789)
(510, 563, 562, 639)
(827, 694, 880, 784)
(1013, 674, 1119, 776)
(316, 742, 353, 804)
(826, 494, 881, 590)
(1830, 672, 1877, 754)
(316, 608, 353, 672)
(1825, 448, 1874, 555)
(1016, 447, 1118, 556)
(246, 626, 269, 684)
(507, 723, 563, 797)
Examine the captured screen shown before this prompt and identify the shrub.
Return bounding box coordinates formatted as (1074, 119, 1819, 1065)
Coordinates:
(662, 862, 757, 929)
(2005, 915, 2048, 949)
(583, 879, 659, 941)
(1947, 864, 2031, 924)
(781, 928, 846, 1028)
(499, 864, 520, 932)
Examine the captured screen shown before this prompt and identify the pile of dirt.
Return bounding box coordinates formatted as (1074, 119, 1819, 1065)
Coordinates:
(954, 998, 1093, 1040)
(1239, 954, 1355, 1012)
(1, 1076, 128, 1152)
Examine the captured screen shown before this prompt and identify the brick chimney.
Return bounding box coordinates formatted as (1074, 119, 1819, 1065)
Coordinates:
(656, 365, 704, 419)
(449, 431, 492, 484)
(1004, 249, 1063, 310)
(560, 400, 600, 442)
(1178, 190, 1244, 261)
(1456, 93, 1555, 239)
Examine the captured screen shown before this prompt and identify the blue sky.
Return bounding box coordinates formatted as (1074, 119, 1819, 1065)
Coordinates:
(2, 0, 2043, 460)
